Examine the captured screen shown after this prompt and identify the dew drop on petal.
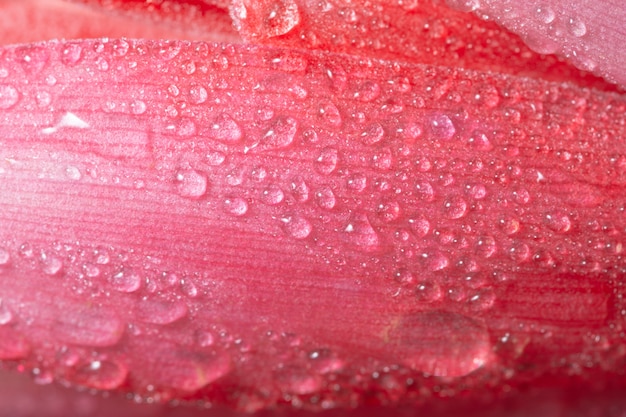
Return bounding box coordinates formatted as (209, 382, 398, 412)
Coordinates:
(0, 85, 19, 109)
(282, 215, 312, 239)
(316, 147, 339, 175)
(224, 197, 248, 216)
(176, 169, 208, 199)
(70, 360, 128, 390)
(109, 269, 141, 293)
(135, 298, 188, 325)
(344, 213, 380, 253)
(261, 184, 285, 205)
(212, 113, 243, 143)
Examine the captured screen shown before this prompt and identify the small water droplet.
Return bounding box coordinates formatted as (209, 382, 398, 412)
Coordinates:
(316, 147, 338, 175)
(176, 169, 208, 199)
(545, 211, 572, 233)
(0, 301, 13, 325)
(315, 186, 336, 210)
(509, 242, 530, 262)
(377, 200, 401, 222)
(36, 91, 51, 107)
(443, 197, 468, 219)
(282, 215, 312, 239)
(155, 40, 182, 60)
(476, 235, 497, 258)
(512, 187, 530, 205)
(499, 217, 520, 235)
(189, 84, 208, 104)
(211, 113, 243, 143)
(180, 278, 198, 298)
(65, 166, 81, 181)
(0, 85, 19, 109)
(347, 173, 367, 192)
(318, 102, 342, 127)
(276, 367, 322, 395)
(354, 80, 381, 102)
(467, 130, 493, 151)
(394, 269, 414, 284)
(428, 114, 456, 141)
(261, 184, 285, 205)
(41, 251, 63, 276)
(467, 289, 496, 311)
(196, 330, 215, 347)
(415, 281, 442, 302)
(344, 213, 380, 252)
(136, 298, 188, 325)
(130, 99, 146, 115)
(70, 359, 128, 390)
(536, 5, 555, 24)
(249, 0, 301, 38)
(224, 197, 248, 216)
(206, 151, 226, 166)
(109, 269, 141, 293)
(0, 248, 10, 265)
(290, 176, 309, 202)
(372, 147, 393, 171)
(94, 247, 110, 265)
(361, 122, 385, 145)
(175, 118, 197, 137)
(568, 17, 587, 37)
(95, 56, 109, 71)
(259, 116, 297, 151)
(415, 181, 435, 202)
(423, 250, 450, 271)
(55, 307, 124, 347)
(409, 216, 430, 237)
(61, 43, 82, 66)
(82, 263, 101, 278)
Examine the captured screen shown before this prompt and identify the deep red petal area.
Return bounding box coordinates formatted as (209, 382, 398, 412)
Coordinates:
(0, 38, 625, 410)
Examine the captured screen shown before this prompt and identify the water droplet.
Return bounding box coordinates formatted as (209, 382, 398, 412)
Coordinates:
(467, 130, 493, 151)
(206, 151, 226, 166)
(251, 0, 301, 38)
(443, 197, 468, 219)
(473, 84, 500, 109)
(409, 216, 430, 237)
(211, 113, 243, 143)
(415, 281, 442, 302)
(70, 359, 128, 390)
(136, 298, 188, 325)
(445, 0, 480, 12)
(347, 173, 367, 192)
(377, 200, 401, 222)
(344, 213, 380, 252)
(509, 242, 530, 262)
(545, 211, 572, 233)
(316, 147, 338, 175)
(394, 269, 414, 284)
(176, 169, 207, 199)
(0, 301, 13, 325)
(318, 101, 342, 127)
(41, 251, 63, 276)
(354, 81, 381, 102)
(180, 278, 198, 298)
(428, 114, 456, 141)
(224, 197, 248, 216)
(415, 181, 435, 202)
(361, 122, 385, 145)
(175, 118, 197, 137)
(155, 40, 182, 60)
(259, 116, 297, 150)
(36, 91, 51, 108)
(309, 349, 345, 374)
(94, 247, 110, 265)
(422, 250, 450, 271)
(271, 51, 308, 73)
(55, 307, 124, 347)
(315, 186, 336, 210)
(290, 176, 309, 202)
(512, 187, 531, 205)
(82, 263, 100, 278)
(65, 165, 81, 181)
(130, 99, 146, 115)
(196, 330, 215, 347)
(95, 56, 109, 71)
(61, 43, 82, 66)
(109, 269, 141, 293)
(0, 85, 19, 109)
(16, 45, 49, 73)
(536, 5, 556, 24)
(499, 217, 520, 235)
(467, 289, 496, 311)
(282, 215, 312, 239)
(568, 17, 587, 37)
(372, 147, 393, 171)
(476, 235, 497, 258)
(189, 84, 208, 104)
(276, 367, 322, 395)
(261, 184, 285, 205)
(0, 248, 10, 265)
(389, 310, 491, 376)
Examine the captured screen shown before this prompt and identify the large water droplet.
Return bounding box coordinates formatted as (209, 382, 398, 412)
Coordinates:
(261, 184, 285, 205)
(0, 85, 19, 109)
(211, 113, 243, 143)
(189, 84, 208, 104)
(377, 201, 401, 222)
(61, 43, 82, 66)
(415, 181, 435, 201)
(224, 197, 248, 216)
(467, 130, 493, 151)
(136, 298, 188, 325)
(443, 197, 468, 219)
(476, 235, 497, 258)
(409, 216, 430, 237)
(70, 359, 128, 390)
(290, 176, 310, 202)
(316, 147, 339, 175)
(347, 173, 367, 192)
(467, 289, 496, 311)
(545, 211, 572, 233)
(176, 169, 207, 199)
(536, 5, 556, 24)
(344, 213, 380, 252)
(428, 114, 456, 141)
(509, 242, 530, 262)
(318, 102, 342, 127)
(423, 250, 450, 271)
(388, 310, 491, 377)
(282, 215, 312, 239)
(259, 116, 297, 151)
(415, 281, 442, 302)
(55, 306, 124, 347)
(40, 251, 63, 276)
(361, 122, 385, 145)
(315, 186, 336, 210)
(354, 80, 381, 102)
(568, 17, 587, 37)
(109, 269, 141, 293)
(259, 0, 302, 38)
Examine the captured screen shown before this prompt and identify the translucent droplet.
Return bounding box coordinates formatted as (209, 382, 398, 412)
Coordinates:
(290, 176, 309, 202)
(394, 269, 414, 284)
(512, 187, 531, 205)
(536, 5, 556, 24)
(196, 329, 215, 347)
(65, 166, 81, 181)
(409, 216, 430, 237)
(545, 211, 572, 233)
(499, 217, 520, 235)
(354, 80, 381, 102)
(361, 122, 385, 145)
(257, 0, 301, 38)
(315, 187, 336, 210)
(416, 280, 442, 302)
(189, 84, 208, 104)
(61, 43, 82, 66)
(206, 151, 226, 166)
(180, 278, 198, 298)
(0, 301, 13, 325)
(95, 56, 109, 71)
(347, 173, 367, 192)
(316, 147, 338, 175)
(176, 169, 208, 199)
(136, 298, 188, 325)
(445, 0, 480, 12)
(372, 147, 393, 171)
(415, 181, 435, 202)
(318, 102, 342, 127)
(467, 130, 493, 151)
(155, 40, 182, 60)
(443, 197, 468, 219)
(259, 117, 297, 150)
(224, 197, 248, 216)
(130, 100, 146, 115)
(282, 215, 312, 239)
(36, 91, 51, 108)
(476, 235, 497, 258)
(261, 184, 285, 205)
(467, 289, 496, 311)
(41, 251, 63, 276)
(0, 248, 10, 265)
(509, 242, 530, 262)
(276, 367, 322, 395)
(109, 269, 141, 293)
(422, 250, 450, 271)
(428, 114, 456, 141)
(344, 213, 380, 252)
(568, 17, 587, 37)
(212, 113, 243, 143)
(377, 201, 401, 222)
(70, 360, 128, 390)
(0, 85, 19, 109)
(0, 327, 29, 359)
(112, 39, 129, 56)
(472, 84, 500, 109)
(55, 307, 124, 347)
